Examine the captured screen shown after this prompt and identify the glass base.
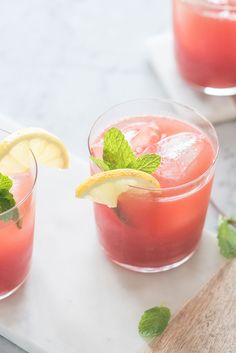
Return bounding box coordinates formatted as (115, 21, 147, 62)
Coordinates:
(110, 250, 196, 273)
(191, 82, 236, 97)
(203, 85, 236, 97)
(0, 276, 27, 300)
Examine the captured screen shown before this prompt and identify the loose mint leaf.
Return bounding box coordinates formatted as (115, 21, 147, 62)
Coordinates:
(138, 306, 171, 338)
(90, 156, 110, 171)
(0, 174, 22, 229)
(134, 154, 161, 174)
(0, 173, 13, 191)
(103, 128, 136, 169)
(218, 215, 236, 259)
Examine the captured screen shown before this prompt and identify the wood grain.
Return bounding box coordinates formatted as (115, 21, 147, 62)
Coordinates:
(144, 260, 236, 353)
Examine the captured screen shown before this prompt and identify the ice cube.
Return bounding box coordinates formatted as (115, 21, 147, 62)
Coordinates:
(122, 128, 140, 144)
(129, 127, 161, 155)
(155, 132, 203, 183)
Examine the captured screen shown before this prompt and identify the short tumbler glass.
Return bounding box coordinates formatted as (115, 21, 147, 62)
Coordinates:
(0, 130, 37, 299)
(173, 0, 236, 96)
(88, 99, 218, 272)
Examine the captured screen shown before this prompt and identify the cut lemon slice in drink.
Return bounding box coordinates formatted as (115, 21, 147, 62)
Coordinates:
(75, 169, 160, 208)
(0, 128, 69, 173)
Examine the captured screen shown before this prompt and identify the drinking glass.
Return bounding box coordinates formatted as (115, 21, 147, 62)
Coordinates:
(89, 99, 218, 272)
(0, 130, 37, 299)
(173, 0, 236, 95)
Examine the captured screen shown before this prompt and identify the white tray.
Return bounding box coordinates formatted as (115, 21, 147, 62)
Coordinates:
(0, 152, 226, 353)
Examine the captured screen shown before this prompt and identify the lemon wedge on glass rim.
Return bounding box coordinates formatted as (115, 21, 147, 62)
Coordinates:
(0, 127, 69, 173)
(75, 169, 160, 208)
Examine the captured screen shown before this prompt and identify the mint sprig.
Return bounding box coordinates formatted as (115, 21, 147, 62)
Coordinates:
(0, 173, 21, 228)
(103, 127, 137, 169)
(0, 173, 13, 190)
(138, 306, 171, 338)
(217, 215, 236, 259)
(90, 127, 161, 174)
(90, 156, 109, 171)
(134, 154, 161, 174)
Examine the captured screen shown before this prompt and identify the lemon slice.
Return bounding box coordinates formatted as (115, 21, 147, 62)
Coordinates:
(75, 169, 160, 208)
(0, 127, 69, 173)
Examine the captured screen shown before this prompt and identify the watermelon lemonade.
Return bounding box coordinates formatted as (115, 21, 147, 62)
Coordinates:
(173, 0, 236, 95)
(89, 99, 218, 272)
(0, 127, 68, 299)
(0, 170, 36, 298)
(0, 127, 37, 299)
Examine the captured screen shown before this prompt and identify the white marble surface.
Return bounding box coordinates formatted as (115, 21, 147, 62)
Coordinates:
(0, 153, 226, 353)
(0, 0, 171, 160)
(0, 0, 234, 352)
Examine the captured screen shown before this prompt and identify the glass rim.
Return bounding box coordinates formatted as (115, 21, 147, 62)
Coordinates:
(0, 129, 38, 217)
(180, 0, 236, 11)
(88, 97, 219, 193)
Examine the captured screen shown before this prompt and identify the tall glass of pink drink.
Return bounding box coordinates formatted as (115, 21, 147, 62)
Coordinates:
(0, 130, 37, 299)
(89, 99, 218, 272)
(173, 0, 236, 96)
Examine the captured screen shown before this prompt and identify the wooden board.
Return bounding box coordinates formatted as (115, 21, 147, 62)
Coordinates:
(145, 260, 236, 353)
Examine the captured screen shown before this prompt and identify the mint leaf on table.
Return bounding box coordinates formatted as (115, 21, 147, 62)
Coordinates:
(138, 306, 171, 338)
(217, 215, 236, 259)
(0, 173, 21, 228)
(91, 127, 161, 174)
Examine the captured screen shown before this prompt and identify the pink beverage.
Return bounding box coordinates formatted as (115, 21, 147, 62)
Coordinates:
(0, 138, 37, 299)
(89, 99, 218, 272)
(173, 0, 236, 95)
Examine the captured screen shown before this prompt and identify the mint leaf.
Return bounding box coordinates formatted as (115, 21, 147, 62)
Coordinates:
(0, 173, 21, 228)
(90, 127, 161, 175)
(103, 128, 136, 169)
(134, 154, 161, 174)
(0, 205, 21, 225)
(90, 156, 110, 171)
(218, 215, 236, 259)
(0, 174, 12, 191)
(138, 306, 171, 338)
(0, 189, 16, 213)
